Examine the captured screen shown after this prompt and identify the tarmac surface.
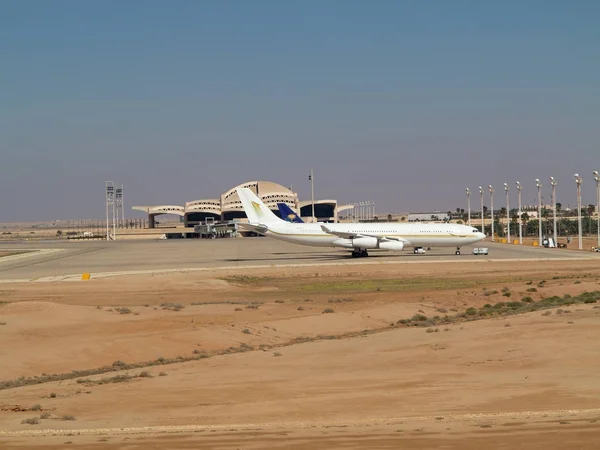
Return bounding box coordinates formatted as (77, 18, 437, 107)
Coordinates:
(0, 237, 597, 281)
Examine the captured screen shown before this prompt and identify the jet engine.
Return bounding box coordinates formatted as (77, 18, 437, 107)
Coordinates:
(351, 237, 379, 249)
(336, 237, 405, 251)
(378, 241, 404, 251)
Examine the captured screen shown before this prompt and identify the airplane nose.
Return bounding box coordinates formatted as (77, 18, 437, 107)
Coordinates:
(478, 232, 486, 240)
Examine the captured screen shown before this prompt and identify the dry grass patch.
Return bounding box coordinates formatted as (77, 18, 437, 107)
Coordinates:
(160, 303, 184, 311)
(21, 417, 40, 425)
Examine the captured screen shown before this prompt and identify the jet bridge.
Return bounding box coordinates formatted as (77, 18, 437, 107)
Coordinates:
(192, 218, 237, 238)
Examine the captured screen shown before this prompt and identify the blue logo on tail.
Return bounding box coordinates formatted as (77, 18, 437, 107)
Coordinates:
(277, 203, 304, 223)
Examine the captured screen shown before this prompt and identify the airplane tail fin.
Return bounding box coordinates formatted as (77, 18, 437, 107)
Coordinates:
(236, 188, 284, 224)
(277, 203, 304, 223)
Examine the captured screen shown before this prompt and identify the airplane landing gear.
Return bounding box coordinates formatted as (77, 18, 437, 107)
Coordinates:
(455, 247, 461, 256)
(351, 249, 369, 258)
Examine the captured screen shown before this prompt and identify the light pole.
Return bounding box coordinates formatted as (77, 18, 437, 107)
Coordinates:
(309, 169, 315, 223)
(372, 201, 376, 220)
(516, 181, 523, 244)
(466, 188, 471, 225)
(535, 178, 542, 246)
(488, 185, 495, 241)
(503, 183, 510, 244)
(575, 174, 583, 250)
(479, 186, 484, 235)
(594, 171, 600, 247)
(550, 176, 557, 247)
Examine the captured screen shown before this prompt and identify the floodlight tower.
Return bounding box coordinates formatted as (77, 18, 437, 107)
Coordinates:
(503, 183, 510, 243)
(120, 184, 125, 228)
(309, 169, 315, 223)
(535, 178, 542, 246)
(105, 181, 115, 241)
(575, 173, 583, 250)
(479, 186, 484, 235)
(594, 170, 600, 247)
(115, 184, 124, 230)
(516, 181, 523, 244)
(115, 188, 119, 228)
(549, 177, 557, 246)
(465, 188, 471, 225)
(488, 185, 495, 241)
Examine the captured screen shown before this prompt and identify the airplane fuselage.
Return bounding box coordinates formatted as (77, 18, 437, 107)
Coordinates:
(260, 222, 485, 249)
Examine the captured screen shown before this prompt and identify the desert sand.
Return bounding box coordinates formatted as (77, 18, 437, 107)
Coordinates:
(2, 259, 600, 449)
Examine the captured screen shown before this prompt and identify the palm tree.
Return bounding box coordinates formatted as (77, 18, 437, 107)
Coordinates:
(587, 204, 595, 217)
(541, 208, 551, 236)
(510, 211, 519, 236)
(521, 212, 530, 236)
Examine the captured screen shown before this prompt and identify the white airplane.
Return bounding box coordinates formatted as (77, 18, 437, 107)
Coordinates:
(236, 188, 486, 257)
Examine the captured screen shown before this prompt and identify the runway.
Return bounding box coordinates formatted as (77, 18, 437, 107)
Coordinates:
(0, 237, 596, 282)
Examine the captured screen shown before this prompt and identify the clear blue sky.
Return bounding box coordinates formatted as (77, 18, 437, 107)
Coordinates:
(1, 0, 599, 221)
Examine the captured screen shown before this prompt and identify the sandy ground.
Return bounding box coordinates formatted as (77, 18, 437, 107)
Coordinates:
(1, 260, 600, 449)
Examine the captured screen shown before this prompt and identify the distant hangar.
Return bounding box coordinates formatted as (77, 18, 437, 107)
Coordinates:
(133, 180, 352, 228)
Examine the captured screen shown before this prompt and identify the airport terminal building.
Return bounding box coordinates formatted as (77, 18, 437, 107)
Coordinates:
(133, 180, 351, 228)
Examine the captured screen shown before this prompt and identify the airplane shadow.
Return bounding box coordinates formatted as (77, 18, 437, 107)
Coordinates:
(222, 251, 459, 263)
(223, 254, 345, 263)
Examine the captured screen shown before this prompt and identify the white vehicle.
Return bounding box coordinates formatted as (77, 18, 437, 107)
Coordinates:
(236, 188, 486, 257)
(473, 247, 489, 255)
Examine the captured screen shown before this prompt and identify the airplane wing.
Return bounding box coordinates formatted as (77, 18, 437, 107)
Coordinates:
(319, 225, 360, 239)
(237, 223, 269, 234)
(320, 225, 408, 243)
